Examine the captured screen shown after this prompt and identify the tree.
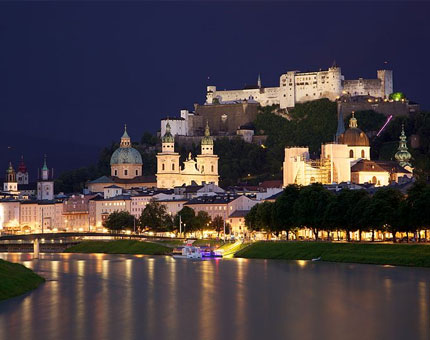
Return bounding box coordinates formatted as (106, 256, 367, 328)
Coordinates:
(194, 211, 211, 237)
(255, 202, 276, 238)
(103, 211, 135, 233)
(245, 205, 258, 231)
(211, 215, 225, 238)
(407, 182, 430, 241)
(350, 194, 371, 241)
(174, 207, 196, 236)
(139, 200, 172, 232)
(273, 185, 300, 239)
(371, 188, 405, 242)
(294, 183, 333, 241)
(322, 194, 342, 241)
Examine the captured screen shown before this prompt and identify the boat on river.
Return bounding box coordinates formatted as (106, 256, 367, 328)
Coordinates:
(171, 240, 223, 259)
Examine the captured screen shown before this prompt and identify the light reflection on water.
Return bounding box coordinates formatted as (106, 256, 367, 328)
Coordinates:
(0, 253, 429, 340)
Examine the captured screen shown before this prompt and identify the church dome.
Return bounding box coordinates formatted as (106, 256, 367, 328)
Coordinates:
(110, 126, 143, 165)
(338, 113, 370, 147)
(110, 147, 142, 165)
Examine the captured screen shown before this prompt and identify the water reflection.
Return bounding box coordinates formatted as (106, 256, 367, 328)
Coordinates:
(0, 253, 429, 340)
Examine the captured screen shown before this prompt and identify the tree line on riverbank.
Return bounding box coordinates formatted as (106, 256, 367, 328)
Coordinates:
(245, 182, 430, 242)
(103, 203, 230, 237)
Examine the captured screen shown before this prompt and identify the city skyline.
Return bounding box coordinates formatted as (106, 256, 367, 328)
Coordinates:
(1, 2, 430, 172)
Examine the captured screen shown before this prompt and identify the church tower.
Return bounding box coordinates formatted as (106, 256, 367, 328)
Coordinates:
(17, 156, 29, 185)
(156, 122, 180, 188)
(4, 162, 18, 193)
(37, 156, 54, 200)
(395, 124, 412, 169)
(196, 122, 219, 185)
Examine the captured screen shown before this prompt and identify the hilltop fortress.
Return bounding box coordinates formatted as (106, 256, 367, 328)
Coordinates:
(206, 66, 393, 109)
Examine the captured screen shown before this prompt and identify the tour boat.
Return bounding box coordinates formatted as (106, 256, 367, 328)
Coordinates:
(199, 246, 223, 258)
(171, 245, 202, 259)
(171, 240, 223, 259)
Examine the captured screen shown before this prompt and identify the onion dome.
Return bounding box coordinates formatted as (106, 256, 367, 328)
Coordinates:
(5, 161, 16, 182)
(18, 156, 27, 173)
(110, 126, 143, 165)
(201, 121, 214, 145)
(338, 113, 370, 147)
(6, 161, 15, 174)
(162, 122, 174, 143)
(395, 124, 412, 167)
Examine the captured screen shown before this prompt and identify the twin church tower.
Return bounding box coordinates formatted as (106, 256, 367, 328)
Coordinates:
(107, 122, 219, 189)
(156, 122, 219, 188)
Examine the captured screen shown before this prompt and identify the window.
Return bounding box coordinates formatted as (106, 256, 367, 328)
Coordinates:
(162, 164, 165, 171)
(361, 150, 365, 158)
(136, 170, 138, 176)
(372, 176, 377, 184)
(124, 169, 128, 176)
(349, 150, 354, 158)
(211, 165, 214, 172)
(172, 164, 175, 170)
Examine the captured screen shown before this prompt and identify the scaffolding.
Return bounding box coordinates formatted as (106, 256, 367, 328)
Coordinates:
(294, 157, 332, 185)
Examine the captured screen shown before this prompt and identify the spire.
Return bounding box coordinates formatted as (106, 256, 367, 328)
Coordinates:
(162, 122, 174, 143)
(5, 161, 16, 183)
(18, 155, 27, 173)
(120, 124, 131, 147)
(42, 154, 48, 171)
(257, 74, 261, 89)
(6, 161, 15, 174)
(122, 124, 130, 139)
(349, 112, 358, 128)
(395, 124, 412, 168)
(335, 111, 345, 141)
(201, 121, 214, 146)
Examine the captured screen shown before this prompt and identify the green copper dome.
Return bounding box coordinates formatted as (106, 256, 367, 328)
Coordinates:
(110, 127, 143, 165)
(162, 122, 175, 143)
(201, 121, 213, 145)
(395, 124, 412, 167)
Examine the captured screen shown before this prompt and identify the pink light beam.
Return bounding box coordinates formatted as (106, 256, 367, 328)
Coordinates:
(377, 114, 393, 137)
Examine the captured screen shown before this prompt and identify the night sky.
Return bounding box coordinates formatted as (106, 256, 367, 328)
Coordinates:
(1, 1, 429, 176)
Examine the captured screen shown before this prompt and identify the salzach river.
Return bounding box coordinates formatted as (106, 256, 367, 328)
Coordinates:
(0, 253, 429, 340)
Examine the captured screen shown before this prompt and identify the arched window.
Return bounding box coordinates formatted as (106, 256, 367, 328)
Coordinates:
(349, 150, 354, 158)
(172, 164, 175, 171)
(114, 170, 118, 176)
(124, 169, 128, 176)
(162, 164, 165, 171)
(372, 176, 377, 184)
(211, 165, 214, 172)
(201, 165, 204, 172)
(135, 170, 138, 176)
(361, 150, 365, 158)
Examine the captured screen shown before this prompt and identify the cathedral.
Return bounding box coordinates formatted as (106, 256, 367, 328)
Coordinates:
(156, 122, 219, 189)
(87, 126, 156, 193)
(283, 114, 413, 187)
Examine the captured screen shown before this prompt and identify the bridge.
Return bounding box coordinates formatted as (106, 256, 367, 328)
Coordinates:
(0, 232, 182, 258)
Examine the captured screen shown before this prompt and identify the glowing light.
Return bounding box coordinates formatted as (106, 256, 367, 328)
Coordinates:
(0, 205, 3, 230)
(297, 260, 307, 268)
(377, 115, 393, 137)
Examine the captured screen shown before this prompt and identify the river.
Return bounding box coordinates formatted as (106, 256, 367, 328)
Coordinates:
(0, 253, 429, 340)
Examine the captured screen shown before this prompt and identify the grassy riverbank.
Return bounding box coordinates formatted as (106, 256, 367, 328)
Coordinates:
(235, 241, 430, 267)
(0, 259, 45, 301)
(65, 240, 171, 255)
